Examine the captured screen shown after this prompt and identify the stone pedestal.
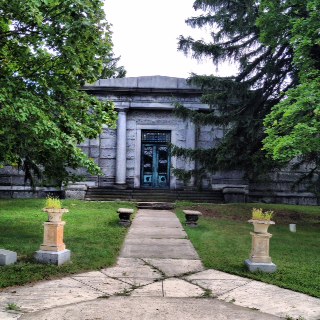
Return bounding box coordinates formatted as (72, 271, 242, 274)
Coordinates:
(0, 249, 17, 266)
(245, 232, 277, 273)
(40, 222, 66, 252)
(35, 221, 70, 265)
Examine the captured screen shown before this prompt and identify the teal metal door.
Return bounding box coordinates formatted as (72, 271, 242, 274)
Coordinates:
(141, 131, 170, 188)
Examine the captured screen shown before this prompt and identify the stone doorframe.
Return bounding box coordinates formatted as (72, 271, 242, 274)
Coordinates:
(134, 124, 177, 189)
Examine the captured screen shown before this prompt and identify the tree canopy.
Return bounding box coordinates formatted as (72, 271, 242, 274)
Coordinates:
(262, 0, 319, 171)
(175, 0, 319, 187)
(0, 0, 118, 186)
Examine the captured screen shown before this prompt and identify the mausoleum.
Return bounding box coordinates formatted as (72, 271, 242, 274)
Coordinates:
(81, 76, 220, 190)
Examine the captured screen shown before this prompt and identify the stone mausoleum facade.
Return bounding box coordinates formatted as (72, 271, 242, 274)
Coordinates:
(0, 76, 318, 205)
(81, 76, 221, 190)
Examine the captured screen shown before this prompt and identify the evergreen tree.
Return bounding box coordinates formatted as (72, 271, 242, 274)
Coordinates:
(174, 0, 316, 184)
(0, 0, 118, 186)
(101, 53, 127, 79)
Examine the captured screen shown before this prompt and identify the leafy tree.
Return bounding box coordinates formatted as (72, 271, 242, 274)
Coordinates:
(175, 0, 317, 184)
(262, 0, 320, 193)
(0, 0, 118, 186)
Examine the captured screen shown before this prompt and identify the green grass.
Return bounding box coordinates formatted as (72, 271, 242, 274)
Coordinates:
(0, 199, 136, 288)
(176, 202, 320, 298)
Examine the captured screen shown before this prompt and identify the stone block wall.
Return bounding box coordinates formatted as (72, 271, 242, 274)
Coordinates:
(247, 169, 318, 205)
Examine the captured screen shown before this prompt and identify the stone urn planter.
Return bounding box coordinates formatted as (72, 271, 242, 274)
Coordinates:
(42, 196, 68, 222)
(117, 208, 134, 227)
(183, 210, 202, 227)
(248, 219, 275, 233)
(43, 208, 69, 222)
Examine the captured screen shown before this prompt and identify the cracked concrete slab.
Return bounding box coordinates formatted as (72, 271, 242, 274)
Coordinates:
(101, 264, 162, 280)
(130, 281, 163, 297)
(218, 280, 320, 320)
(114, 257, 146, 267)
(185, 269, 252, 296)
(131, 278, 205, 298)
(186, 269, 251, 281)
(101, 260, 163, 286)
(0, 278, 101, 313)
(18, 296, 280, 320)
(187, 279, 251, 297)
(162, 278, 204, 297)
(144, 258, 204, 277)
(0, 311, 21, 319)
(71, 271, 132, 295)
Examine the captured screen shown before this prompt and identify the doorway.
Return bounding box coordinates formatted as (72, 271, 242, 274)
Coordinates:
(141, 130, 171, 188)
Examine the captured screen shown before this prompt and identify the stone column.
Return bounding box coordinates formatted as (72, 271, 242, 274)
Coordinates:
(185, 120, 196, 188)
(115, 108, 127, 188)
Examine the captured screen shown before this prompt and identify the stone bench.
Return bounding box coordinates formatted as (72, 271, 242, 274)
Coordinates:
(117, 208, 134, 227)
(183, 210, 202, 227)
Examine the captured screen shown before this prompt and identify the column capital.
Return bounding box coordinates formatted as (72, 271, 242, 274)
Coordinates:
(115, 104, 130, 112)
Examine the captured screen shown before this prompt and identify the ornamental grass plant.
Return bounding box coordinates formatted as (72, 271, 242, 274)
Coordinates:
(44, 196, 62, 209)
(251, 207, 274, 221)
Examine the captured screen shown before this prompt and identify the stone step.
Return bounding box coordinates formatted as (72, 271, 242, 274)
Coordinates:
(85, 188, 224, 203)
(137, 202, 175, 210)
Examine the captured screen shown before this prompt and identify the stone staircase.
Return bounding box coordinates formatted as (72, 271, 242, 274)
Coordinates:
(84, 188, 224, 203)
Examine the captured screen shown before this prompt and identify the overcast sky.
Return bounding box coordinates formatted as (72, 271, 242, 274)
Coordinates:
(104, 0, 237, 78)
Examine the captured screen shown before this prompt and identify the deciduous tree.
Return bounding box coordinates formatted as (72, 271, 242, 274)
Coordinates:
(0, 0, 119, 186)
(262, 0, 320, 192)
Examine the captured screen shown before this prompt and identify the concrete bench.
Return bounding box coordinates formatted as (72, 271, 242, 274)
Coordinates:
(117, 208, 134, 227)
(183, 210, 202, 227)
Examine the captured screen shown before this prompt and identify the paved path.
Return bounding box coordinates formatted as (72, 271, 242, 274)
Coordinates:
(0, 209, 319, 320)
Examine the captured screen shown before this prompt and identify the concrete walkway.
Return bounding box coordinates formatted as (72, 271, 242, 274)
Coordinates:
(0, 209, 319, 320)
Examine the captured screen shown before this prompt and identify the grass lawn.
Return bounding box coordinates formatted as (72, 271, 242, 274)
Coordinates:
(0, 199, 136, 289)
(176, 202, 320, 298)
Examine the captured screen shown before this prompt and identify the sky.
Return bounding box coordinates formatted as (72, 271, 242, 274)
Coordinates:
(104, 0, 237, 78)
